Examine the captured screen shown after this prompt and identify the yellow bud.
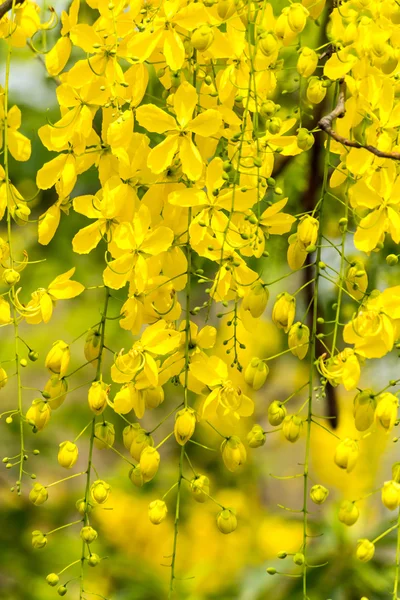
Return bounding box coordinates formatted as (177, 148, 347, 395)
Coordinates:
(216, 0, 236, 20)
(353, 389, 376, 432)
(272, 292, 296, 333)
(287, 3, 309, 33)
(247, 424, 266, 448)
(282, 414, 303, 442)
(0, 366, 8, 389)
(76, 498, 93, 515)
(3, 268, 20, 286)
(88, 381, 109, 415)
(129, 465, 144, 487)
(174, 407, 196, 445)
(244, 358, 269, 390)
(94, 421, 115, 449)
(45, 340, 70, 378)
(221, 436, 246, 472)
(297, 47, 318, 77)
(13, 203, 30, 225)
(46, 573, 59, 586)
(84, 329, 101, 364)
(216, 508, 237, 534)
(148, 499, 168, 524)
(268, 401, 287, 426)
(288, 322, 310, 359)
(32, 530, 47, 549)
(91, 479, 111, 504)
(123, 423, 142, 450)
(80, 526, 98, 543)
(382, 480, 400, 510)
(144, 386, 164, 409)
(191, 24, 214, 52)
(44, 375, 68, 410)
(334, 438, 359, 473)
(338, 500, 359, 526)
(375, 392, 398, 431)
(310, 484, 329, 504)
(297, 215, 319, 247)
(129, 429, 154, 461)
(242, 282, 269, 318)
(306, 78, 326, 104)
(296, 128, 314, 151)
(26, 399, 51, 431)
(259, 32, 279, 57)
(190, 475, 210, 503)
(345, 260, 368, 300)
(58, 441, 79, 468)
(29, 483, 48, 506)
(356, 539, 375, 562)
(139, 446, 160, 482)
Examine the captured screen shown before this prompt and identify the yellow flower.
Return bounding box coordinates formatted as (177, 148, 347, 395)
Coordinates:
(318, 348, 360, 391)
(272, 292, 296, 333)
(334, 438, 359, 473)
(91, 480, 111, 505)
(88, 381, 110, 415)
(356, 539, 375, 563)
(310, 485, 329, 505)
(26, 400, 51, 431)
(242, 282, 269, 318)
(216, 508, 237, 534)
(0, 88, 31, 161)
(282, 415, 303, 442)
(268, 401, 287, 426)
(244, 358, 269, 391)
(139, 447, 160, 483)
(375, 392, 398, 431)
(288, 322, 310, 359)
(29, 483, 48, 506)
(45, 340, 70, 378)
(136, 82, 222, 181)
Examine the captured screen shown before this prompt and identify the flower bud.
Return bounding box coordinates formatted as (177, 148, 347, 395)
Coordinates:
(221, 436, 247, 472)
(46, 573, 59, 586)
(297, 215, 319, 247)
(129, 429, 154, 461)
(129, 465, 144, 487)
(216, 0, 236, 20)
(88, 381, 109, 415)
(0, 366, 7, 389)
(267, 117, 281, 134)
(94, 421, 115, 449)
(287, 2, 308, 33)
(144, 386, 164, 409)
(259, 32, 279, 57)
(191, 24, 214, 51)
(76, 498, 93, 515)
(338, 500, 359, 526)
(3, 268, 20, 286)
(45, 341, 70, 378)
(29, 483, 48, 506)
(386, 254, 399, 266)
(84, 329, 101, 364)
(310, 484, 329, 504)
(297, 47, 318, 77)
(244, 358, 269, 390)
(345, 260, 368, 300)
(282, 415, 303, 442)
(190, 475, 210, 503)
(293, 552, 305, 565)
(353, 389, 376, 432)
(174, 407, 196, 445)
(247, 424, 266, 448)
(288, 322, 309, 359)
(382, 480, 400, 510)
(307, 78, 326, 104)
(87, 553, 100, 567)
(32, 530, 47, 549)
(242, 282, 269, 318)
(91, 480, 111, 504)
(375, 392, 398, 431)
(26, 400, 51, 431)
(80, 526, 98, 543)
(334, 438, 359, 473)
(272, 292, 296, 333)
(148, 499, 168, 524)
(123, 423, 142, 450)
(139, 446, 160, 482)
(44, 375, 68, 410)
(58, 441, 79, 469)
(268, 401, 287, 426)
(57, 585, 67, 596)
(296, 128, 314, 151)
(216, 508, 237, 534)
(13, 203, 30, 225)
(356, 539, 375, 562)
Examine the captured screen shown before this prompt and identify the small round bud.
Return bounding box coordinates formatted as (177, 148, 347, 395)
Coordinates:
(80, 526, 98, 543)
(356, 539, 375, 562)
(266, 567, 277, 575)
(247, 424, 266, 448)
(293, 552, 305, 565)
(338, 500, 359, 526)
(148, 499, 168, 524)
(216, 508, 237, 534)
(190, 475, 210, 503)
(268, 401, 287, 426)
(28, 350, 39, 362)
(58, 441, 79, 469)
(57, 586, 67, 596)
(386, 254, 399, 266)
(87, 553, 100, 567)
(310, 484, 329, 505)
(46, 573, 59, 586)
(91, 480, 111, 504)
(2, 268, 20, 286)
(29, 483, 48, 506)
(277, 551, 287, 559)
(19, 358, 28, 367)
(32, 530, 47, 549)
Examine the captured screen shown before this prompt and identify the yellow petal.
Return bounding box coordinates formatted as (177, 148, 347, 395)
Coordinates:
(188, 109, 223, 136)
(179, 137, 203, 181)
(148, 135, 179, 174)
(72, 221, 103, 254)
(38, 204, 61, 245)
(45, 37, 72, 76)
(136, 104, 176, 134)
(174, 81, 197, 128)
(163, 29, 185, 73)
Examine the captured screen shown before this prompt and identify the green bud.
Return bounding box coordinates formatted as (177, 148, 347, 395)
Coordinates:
(46, 573, 59, 587)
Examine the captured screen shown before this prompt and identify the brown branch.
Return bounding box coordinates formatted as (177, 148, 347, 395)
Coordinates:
(318, 79, 400, 160)
(0, 0, 24, 21)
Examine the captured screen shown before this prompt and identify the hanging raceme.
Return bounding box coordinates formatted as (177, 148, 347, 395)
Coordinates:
(3, 0, 400, 598)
